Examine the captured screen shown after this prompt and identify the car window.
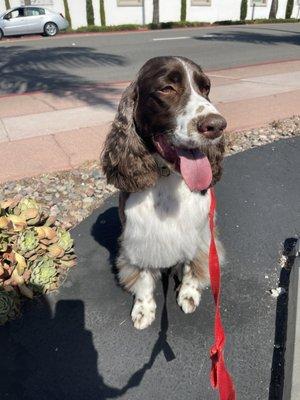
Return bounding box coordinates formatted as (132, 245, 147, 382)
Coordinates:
(6, 8, 25, 19)
(25, 7, 46, 17)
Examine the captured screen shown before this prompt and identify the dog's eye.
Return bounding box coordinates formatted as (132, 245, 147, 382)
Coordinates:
(158, 86, 175, 94)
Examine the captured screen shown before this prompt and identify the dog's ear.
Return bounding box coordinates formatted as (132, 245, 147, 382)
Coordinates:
(101, 81, 159, 192)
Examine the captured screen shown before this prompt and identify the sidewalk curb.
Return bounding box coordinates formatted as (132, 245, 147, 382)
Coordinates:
(283, 239, 300, 400)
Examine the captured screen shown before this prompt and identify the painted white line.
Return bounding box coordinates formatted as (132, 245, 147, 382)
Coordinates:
(153, 36, 191, 41)
(202, 34, 217, 38)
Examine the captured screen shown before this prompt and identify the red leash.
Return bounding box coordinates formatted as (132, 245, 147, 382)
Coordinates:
(208, 188, 236, 400)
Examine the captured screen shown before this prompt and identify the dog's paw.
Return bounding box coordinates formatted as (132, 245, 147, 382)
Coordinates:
(131, 298, 156, 330)
(177, 285, 201, 314)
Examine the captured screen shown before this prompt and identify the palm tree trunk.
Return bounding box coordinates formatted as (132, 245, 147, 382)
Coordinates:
(5, 0, 11, 9)
(181, 0, 186, 22)
(63, 0, 72, 28)
(100, 0, 106, 26)
(152, 0, 159, 25)
(269, 0, 278, 19)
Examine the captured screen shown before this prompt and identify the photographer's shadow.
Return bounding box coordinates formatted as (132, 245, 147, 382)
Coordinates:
(2, 296, 170, 400)
(1, 298, 130, 400)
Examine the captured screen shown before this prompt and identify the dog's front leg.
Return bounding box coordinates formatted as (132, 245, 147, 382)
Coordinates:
(118, 263, 158, 330)
(177, 249, 211, 314)
(177, 237, 225, 313)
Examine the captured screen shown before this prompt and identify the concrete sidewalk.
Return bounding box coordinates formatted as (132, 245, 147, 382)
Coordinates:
(0, 60, 300, 183)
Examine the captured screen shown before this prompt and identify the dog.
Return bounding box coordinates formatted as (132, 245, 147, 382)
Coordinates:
(101, 56, 226, 330)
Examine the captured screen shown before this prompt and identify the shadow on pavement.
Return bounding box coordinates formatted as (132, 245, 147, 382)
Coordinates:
(193, 29, 300, 46)
(1, 203, 176, 400)
(91, 206, 121, 271)
(0, 291, 175, 400)
(0, 46, 126, 108)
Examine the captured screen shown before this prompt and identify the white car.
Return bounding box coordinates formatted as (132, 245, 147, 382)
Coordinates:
(0, 6, 69, 40)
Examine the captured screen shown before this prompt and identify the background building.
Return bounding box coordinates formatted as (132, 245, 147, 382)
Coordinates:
(0, 0, 299, 30)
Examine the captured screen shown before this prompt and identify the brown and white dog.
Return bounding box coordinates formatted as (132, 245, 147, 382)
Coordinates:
(101, 56, 226, 330)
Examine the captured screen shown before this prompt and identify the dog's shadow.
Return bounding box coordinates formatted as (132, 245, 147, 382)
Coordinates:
(91, 206, 121, 284)
(91, 205, 177, 366)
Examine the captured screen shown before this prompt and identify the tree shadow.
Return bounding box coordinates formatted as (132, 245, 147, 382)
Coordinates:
(193, 29, 300, 46)
(0, 46, 127, 107)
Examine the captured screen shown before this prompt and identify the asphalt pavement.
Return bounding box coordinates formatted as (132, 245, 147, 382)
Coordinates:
(1, 137, 299, 400)
(1, 23, 300, 94)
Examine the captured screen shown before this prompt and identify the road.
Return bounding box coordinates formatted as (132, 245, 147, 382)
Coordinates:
(0, 23, 300, 95)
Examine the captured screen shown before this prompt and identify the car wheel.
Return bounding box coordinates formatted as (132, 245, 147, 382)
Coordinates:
(0, 29, 3, 41)
(44, 22, 58, 37)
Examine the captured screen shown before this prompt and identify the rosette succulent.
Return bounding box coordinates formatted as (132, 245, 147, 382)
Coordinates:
(29, 256, 58, 293)
(0, 289, 20, 325)
(18, 198, 40, 214)
(56, 228, 73, 252)
(18, 229, 39, 255)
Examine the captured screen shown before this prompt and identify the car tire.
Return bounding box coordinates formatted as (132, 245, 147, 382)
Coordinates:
(0, 29, 3, 41)
(44, 22, 58, 37)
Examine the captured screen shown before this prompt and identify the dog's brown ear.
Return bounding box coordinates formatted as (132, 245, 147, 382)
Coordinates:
(101, 81, 159, 192)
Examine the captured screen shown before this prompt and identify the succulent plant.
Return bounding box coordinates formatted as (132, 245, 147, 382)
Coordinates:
(0, 233, 9, 252)
(18, 198, 40, 213)
(18, 229, 39, 255)
(56, 228, 73, 252)
(0, 289, 20, 325)
(0, 196, 76, 324)
(29, 256, 58, 293)
(6, 215, 27, 232)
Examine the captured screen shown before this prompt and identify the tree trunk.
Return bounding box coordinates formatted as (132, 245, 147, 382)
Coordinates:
(240, 0, 247, 20)
(152, 0, 159, 25)
(100, 0, 106, 26)
(269, 0, 278, 19)
(63, 0, 72, 28)
(86, 0, 95, 26)
(24, 0, 31, 5)
(285, 0, 294, 18)
(5, 0, 11, 9)
(180, 0, 186, 22)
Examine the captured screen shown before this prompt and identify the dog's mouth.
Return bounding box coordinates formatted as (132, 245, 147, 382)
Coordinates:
(153, 135, 212, 192)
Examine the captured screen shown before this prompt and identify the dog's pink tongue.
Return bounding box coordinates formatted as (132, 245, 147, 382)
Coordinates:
(177, 148, 212, 191)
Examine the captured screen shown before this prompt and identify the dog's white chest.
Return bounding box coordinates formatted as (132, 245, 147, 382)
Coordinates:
(122, 173, 211, 269)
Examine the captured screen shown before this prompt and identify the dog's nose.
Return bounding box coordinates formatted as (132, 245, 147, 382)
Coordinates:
(197, 114, 227, 139)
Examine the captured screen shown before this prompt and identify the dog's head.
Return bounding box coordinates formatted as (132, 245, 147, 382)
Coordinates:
(102, 56, 226, 192)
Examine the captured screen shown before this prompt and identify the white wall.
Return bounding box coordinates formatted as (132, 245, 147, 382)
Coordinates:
(67, 0, 87, 29)
(104, 0, 145, 25)
(292, 0, 300, 18)
(1, 0, 299, 27)
(92, 0, 101, 26)
(246, 1, 272, 20)
(187, 0, 240, 23)
(277, 0, 288, 18)
(160, 0, 181, 22)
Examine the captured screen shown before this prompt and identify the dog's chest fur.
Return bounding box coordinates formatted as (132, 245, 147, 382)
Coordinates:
(122, 172, 211, 269)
